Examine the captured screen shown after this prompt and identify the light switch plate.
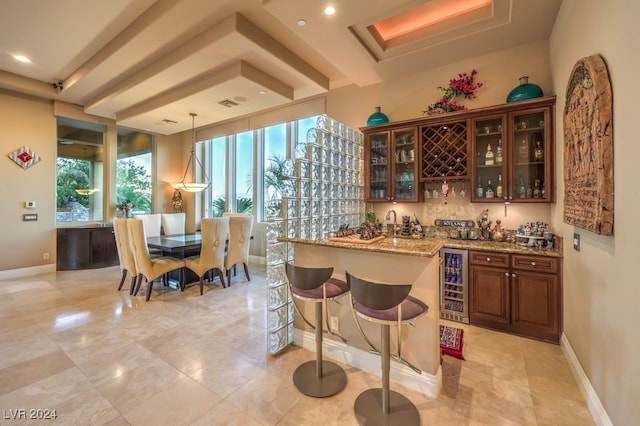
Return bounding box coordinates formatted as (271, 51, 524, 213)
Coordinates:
(23, 214, 38, 221)
(573, 233, 580, 251)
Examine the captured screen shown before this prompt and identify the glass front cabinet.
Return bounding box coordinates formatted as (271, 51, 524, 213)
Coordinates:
(364, 126, 420, 202)
(471, 99, 554, 203)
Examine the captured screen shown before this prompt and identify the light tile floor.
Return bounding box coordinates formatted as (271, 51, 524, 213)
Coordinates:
(0, 264, 594, 425)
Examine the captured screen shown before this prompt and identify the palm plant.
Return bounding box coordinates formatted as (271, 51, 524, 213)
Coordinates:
(264, 155, 288, 201)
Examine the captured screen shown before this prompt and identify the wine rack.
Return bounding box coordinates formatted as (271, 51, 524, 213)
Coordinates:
(420, 121, 468, 180)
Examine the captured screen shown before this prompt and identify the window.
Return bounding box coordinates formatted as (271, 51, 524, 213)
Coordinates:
(116, 128, 153, 215)
(56, 117, 105, 222)
(204, 115, 320, 222)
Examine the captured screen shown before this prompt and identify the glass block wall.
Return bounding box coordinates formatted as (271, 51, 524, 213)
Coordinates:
(266, 115, 365, 355)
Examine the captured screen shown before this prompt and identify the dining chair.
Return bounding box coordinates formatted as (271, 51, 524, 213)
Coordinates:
(112, 218, 137, 294)
(184, 217, 229, 294)
(133, 213, 163, 256)
(127, 219, 186, 301)
(161, 212, 186, 236)
(224, 215, 254, 284)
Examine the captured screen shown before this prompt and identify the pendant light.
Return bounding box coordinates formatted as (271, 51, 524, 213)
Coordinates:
(171, 113, 210, 192)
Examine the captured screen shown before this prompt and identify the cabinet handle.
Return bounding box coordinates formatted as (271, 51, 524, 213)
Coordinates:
(531, 261, 536, 266)
(486, 257, 491, 262)
(512, 273, 516, 278)
(505, 272, 509, 276)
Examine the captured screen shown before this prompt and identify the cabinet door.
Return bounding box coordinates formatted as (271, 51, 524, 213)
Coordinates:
(470, 264, 511, 330)
(509, 106, 553, 202)
(391, 128, 419, 202)
(511, 269, 560, 342)
(471, 115, 507, 202)
(365, 131, 391, 202)
(90, 228, 119, 268)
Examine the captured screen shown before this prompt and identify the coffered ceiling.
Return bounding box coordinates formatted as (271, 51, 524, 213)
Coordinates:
(0, 0, 562, 135)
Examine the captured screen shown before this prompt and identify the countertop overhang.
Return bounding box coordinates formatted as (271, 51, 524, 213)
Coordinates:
(279, 236, 563, 258)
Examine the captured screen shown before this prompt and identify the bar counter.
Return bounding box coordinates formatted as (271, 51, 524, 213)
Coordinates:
(280, 234, 563, 398)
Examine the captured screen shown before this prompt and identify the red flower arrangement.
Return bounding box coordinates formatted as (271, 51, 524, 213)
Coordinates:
(424, 70, 483, 114)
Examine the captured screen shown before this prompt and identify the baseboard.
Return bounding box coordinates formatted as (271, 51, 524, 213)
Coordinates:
(0, 264, 56, 281)
(294, 328, 442, 398)
(560, 333, 613, 426)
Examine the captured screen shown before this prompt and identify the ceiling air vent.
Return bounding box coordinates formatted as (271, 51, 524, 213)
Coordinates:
(218, 98, 239, 108)
(161, 118, 178, 124)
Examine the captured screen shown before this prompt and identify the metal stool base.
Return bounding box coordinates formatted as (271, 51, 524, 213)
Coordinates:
(292, 360, 347, 398)
(354, 388, 420, 426)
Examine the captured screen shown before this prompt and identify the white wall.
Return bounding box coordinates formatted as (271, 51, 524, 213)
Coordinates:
(549, 0, 640, 424)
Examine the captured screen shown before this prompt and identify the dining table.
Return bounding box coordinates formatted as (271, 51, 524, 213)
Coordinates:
(146, 232, 202, 289)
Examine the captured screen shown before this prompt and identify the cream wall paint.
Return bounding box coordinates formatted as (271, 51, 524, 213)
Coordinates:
(549, 0, 639, 424)
(0, 92, 56, 270)
(327, 40, 554, 233)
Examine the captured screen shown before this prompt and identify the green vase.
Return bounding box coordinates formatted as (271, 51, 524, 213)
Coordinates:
(366, 106, 389, 126)
(506, 76, 543, 103)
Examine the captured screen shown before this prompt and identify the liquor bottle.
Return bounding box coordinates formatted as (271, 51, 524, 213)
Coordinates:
(485, 144, 494, 166)
(476, 176, 484, 198)
(496, 174, 503, 198)
(534, 139, 544, 162)
(519, 138, 529, 162)
(533, 179, 542, 198)
(518, 175, 526, 198)
(485, 179, 495, 198)
(541, 181, 546, 199)
(495, 139, 503, 164)
(526, 179, 533, 198)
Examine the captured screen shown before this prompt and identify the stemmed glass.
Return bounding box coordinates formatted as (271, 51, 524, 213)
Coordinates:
(459, 181, 467, 198)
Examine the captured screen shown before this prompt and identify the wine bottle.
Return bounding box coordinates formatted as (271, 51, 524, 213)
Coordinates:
(496, 139, 503, 164)
(518, 175, 526, 198)
(534, 139, 544, 162)
(496, 174, 503, 198)
(476, 176, 484, 198)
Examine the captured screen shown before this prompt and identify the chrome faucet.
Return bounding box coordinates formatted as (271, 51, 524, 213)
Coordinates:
(385, 209, 398, 236)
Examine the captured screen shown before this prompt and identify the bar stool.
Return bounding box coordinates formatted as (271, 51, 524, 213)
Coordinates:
(346, 271, 428, 426)
(286, 263, 349, 397)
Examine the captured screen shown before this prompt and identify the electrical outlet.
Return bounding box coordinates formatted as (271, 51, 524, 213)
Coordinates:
(43, 252, 49, 260)
(330, 316, 339, 332)
(573, 233, 580, 251)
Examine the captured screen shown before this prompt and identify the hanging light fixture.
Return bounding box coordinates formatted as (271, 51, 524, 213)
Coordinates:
(171, 113, 210, 192)
(75, 188, 99, 196)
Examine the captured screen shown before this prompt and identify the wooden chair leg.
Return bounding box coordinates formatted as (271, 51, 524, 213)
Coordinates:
(217, 268, 226, 288)
(199, 277, 204, 295)
(145, 278, 154, 301)
(129, 276, 137, 295)
(117, 270, 127, 291)
(243, 263, 251, 281)
(134, 274, 143, 296)
(227, 267, 231, 286)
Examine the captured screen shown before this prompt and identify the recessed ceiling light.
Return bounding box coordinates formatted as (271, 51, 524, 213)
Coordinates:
(13, 54, 31, 63)
(297, 19, 307, 26)
(324, 6, 336, 16)
(259, 90, 267, 95)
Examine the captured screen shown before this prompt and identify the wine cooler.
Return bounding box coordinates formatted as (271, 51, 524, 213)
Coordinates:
(439, 248, 469, 324)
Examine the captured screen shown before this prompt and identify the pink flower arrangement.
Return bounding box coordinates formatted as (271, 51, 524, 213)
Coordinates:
(424, 70, 483, 114)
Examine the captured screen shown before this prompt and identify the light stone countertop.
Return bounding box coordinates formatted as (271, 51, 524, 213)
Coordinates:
(279, 235, 563, 258)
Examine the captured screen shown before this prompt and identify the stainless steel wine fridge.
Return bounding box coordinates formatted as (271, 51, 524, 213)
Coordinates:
(439, 248, 469, 324)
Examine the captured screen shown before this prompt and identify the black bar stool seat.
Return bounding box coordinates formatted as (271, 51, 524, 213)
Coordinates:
(346, 271, 428, 426)
(286, 263, 349, 398)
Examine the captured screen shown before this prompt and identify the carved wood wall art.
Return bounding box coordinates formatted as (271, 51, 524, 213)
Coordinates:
(563, 54, 614, 235)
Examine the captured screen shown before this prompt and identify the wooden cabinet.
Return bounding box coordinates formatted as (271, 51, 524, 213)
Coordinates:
(57, 225, 119, 270)
(471, 97, 555, 203)
(469, 250, 562, 342)
(363, 126, 420, 202)
(360, 96, 555, 200)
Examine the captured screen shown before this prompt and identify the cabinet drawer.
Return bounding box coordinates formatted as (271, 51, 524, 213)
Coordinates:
(511, 255, 559, 273)
(469, 250, 509, 268)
